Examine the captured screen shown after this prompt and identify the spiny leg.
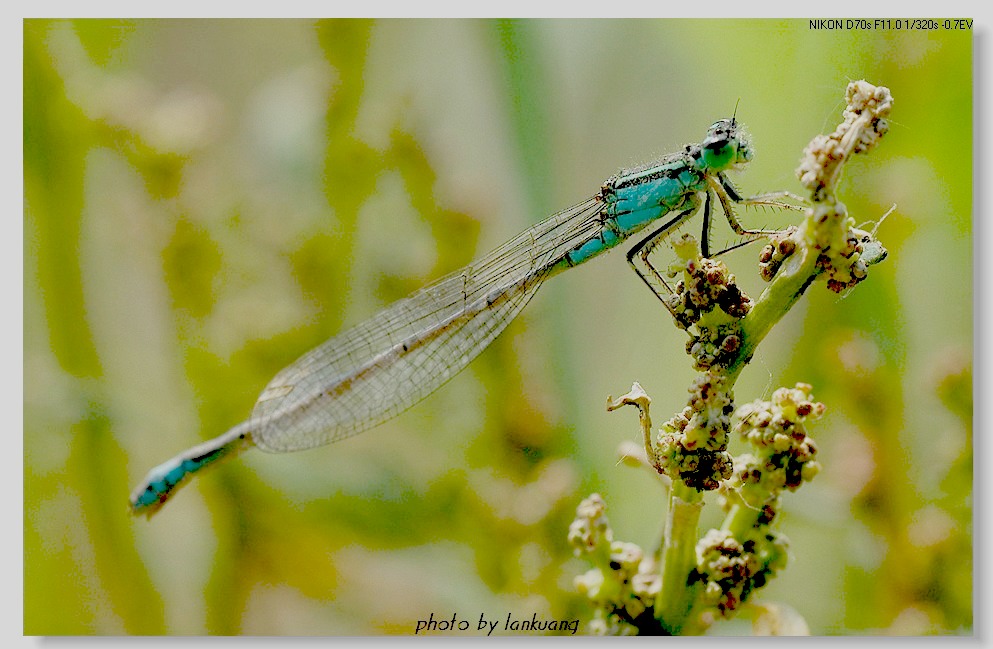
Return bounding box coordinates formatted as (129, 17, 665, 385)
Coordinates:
(715, 172, 805, 237)
(708, 185, 781, 257)
(700, 188, 714, 258)
(737, 189, 808, 206)
(702, 174, 807, 259)
(707, 235, 767, 258)
(625, 200, 702, 315)
(719, 172, 807, 210)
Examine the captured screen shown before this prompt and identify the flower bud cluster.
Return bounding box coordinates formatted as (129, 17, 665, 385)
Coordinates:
(666, 234, 751, 369)
(692, 527, 788, 616)
(796, 81, 892, 201)
(568, 495, 662, 635)
(758, 226, 798, 281)
(794, 81, 891, 293)
(734, 382, 824, 494)
(567, 493, 611, 553)
(656, 373, 735, 491)
(810, 203, 876, 293)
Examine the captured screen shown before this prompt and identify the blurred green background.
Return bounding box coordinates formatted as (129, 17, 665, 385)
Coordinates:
(23, 19, 972, 635)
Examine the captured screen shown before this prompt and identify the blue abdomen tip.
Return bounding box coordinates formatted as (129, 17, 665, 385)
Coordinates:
(130, 428, 251, 518)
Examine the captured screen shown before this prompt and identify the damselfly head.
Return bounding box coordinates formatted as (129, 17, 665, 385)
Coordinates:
(699, 118, 753, 172)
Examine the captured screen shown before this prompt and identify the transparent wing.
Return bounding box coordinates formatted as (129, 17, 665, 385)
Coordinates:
(250, 197, 604, 452)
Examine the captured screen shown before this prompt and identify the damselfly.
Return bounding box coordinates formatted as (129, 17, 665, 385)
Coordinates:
(130, 118, 796, 517)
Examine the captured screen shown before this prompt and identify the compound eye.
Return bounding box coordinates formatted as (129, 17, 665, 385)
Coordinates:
(704, 136, 730, 152)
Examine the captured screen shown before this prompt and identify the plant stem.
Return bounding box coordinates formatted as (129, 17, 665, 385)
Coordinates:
(656, 480, 704, 633)
(726, 241, 820, 384)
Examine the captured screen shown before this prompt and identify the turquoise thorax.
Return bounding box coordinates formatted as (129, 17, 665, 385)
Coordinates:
(561, 156, 708, 267)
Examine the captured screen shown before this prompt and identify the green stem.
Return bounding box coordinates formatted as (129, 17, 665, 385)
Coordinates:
(726, 242, 820, 384)
(656, 481, 704, 633)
